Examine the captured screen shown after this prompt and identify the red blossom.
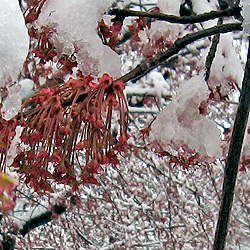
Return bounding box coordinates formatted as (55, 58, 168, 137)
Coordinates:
(0, 118, 18, 171)
(82, 173, 101, 186)
(87, 160, 102, 174)
(51, 151, 62, 163)
(10, 72, 129, 192)
(140, 127, 150, 137)
(59, 124, 71, 136)
(30, 131, 41, 141)
(75, 141, 88, 150)
(113, 80, 125, 91)
(38, 148, 49, 159)
(40, 88, 55, 95)
(68, 78, 86, 88)
(25, 0, 47, 23)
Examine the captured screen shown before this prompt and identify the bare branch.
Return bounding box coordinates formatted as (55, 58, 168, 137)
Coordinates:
(108, 6, 242, 24)
(205, 18, 223, 81)
(19, 205, 66, 236)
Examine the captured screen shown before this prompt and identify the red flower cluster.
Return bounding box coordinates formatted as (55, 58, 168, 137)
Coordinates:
(127, 7, 160, 43)
(25, 0, 47, 23)
(148, 140, 208, 170)
(98, 19, 123, 50)
(0, 117, 18, 171)
(12, 74, 129, 192)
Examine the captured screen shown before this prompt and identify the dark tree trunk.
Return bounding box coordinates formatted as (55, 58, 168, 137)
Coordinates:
(213, 38, 250, 249)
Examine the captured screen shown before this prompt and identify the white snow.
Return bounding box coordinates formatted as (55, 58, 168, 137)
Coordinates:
(157, 0, 182, 15)
(1, 83, 22, 120)
(199, 33, 244, 88)
(125, 71, 170, 98)
(35, 0, 122, 77)
(6, 126, 23, 168)
(214, 34, 244, 85)
(192, 0, 217, 28)
(18, 78, 35, 101)
(1, 78, 34, 120)
(150, 75, 222, 158)
(0, 0, 29, 87)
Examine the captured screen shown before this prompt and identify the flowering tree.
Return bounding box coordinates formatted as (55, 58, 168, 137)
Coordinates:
(0, 0, 250, 249)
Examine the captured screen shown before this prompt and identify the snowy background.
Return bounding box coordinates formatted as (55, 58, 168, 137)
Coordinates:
(0, 0, 249, 249)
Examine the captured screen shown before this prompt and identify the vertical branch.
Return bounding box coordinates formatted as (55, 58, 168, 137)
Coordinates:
(213, 39, 250, 250)
(205, 18, 223, 81)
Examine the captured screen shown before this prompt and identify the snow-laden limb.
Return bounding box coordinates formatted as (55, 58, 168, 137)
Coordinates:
(200, 33, 244, 92)
(0, 0, 29, 87)
(35, 0, 121, 77)
(109, 6, 242, 24)
(242, 0, 250, 36)
(149, 75, 222, 158)
(125, 71, 170, 97)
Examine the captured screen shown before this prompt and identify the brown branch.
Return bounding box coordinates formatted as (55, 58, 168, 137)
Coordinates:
(20, 23, 242, 120)
(108, 6, 242, 24)
(213, 38, 250, 250)
(119, 22, 242, 83)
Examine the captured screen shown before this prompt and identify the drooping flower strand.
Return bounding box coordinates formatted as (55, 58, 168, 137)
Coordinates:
(0, 117, 18, 172)
(12, 74, 129, 191)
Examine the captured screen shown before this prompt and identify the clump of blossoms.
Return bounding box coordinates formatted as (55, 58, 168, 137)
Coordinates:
(11, 73, 128, 192)
(25, 0, 47, 23)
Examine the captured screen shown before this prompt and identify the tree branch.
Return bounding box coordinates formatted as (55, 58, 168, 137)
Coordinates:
(19, 205, 66, 236)
(213, 38, 250, 250)
(108, 6, 242, 24)
(205, 18, 223, 81)
(119, 22, 242, 83)
(0, 234, 15, 250)
(20, 22, 242, 120)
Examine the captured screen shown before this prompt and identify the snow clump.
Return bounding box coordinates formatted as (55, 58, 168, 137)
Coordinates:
(150, 75, 222, 158)
(35, 0, 122, 77)
(0, 0, 29, 87)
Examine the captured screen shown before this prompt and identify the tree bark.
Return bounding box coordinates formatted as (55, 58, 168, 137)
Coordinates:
(213, 38, 250, 249)
(20, 205, 66, 236)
